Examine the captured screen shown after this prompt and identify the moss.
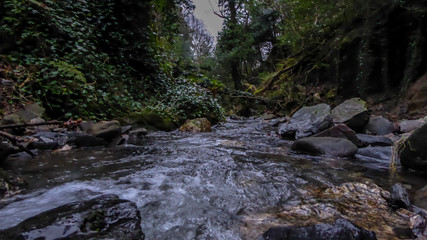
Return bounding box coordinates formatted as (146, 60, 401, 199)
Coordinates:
(128, 112, 177, 131)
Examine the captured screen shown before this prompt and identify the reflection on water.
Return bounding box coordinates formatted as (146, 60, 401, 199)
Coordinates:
(0, 118, 425, 239)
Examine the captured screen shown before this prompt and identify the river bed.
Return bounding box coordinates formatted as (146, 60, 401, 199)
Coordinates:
(0, 118, 425, 239)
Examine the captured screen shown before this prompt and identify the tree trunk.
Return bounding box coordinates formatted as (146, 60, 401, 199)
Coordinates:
(231, 61, 242, 90)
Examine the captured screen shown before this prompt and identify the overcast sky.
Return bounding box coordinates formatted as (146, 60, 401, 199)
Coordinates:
(192, 0, 224, 39)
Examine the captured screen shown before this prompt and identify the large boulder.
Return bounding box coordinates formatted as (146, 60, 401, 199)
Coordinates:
(258, 219, 377, 240)
(291, 137, 358, 157)
(86, 120, 122, 142)
(179, 118, 212, 133)
(365, 116, 396, 135)
(0, 194, 144, 240)
(399, 123, 427, 172)
(313, 124, 362, 146)
(331, 98, 369, 132)
(279, 104, 332, 139)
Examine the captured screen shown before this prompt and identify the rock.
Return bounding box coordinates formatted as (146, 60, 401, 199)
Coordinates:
(33, 131, 68, 147)
(67, 133, 108, 148)
(79, 121, 94, 132)
(276, 182, 414, 239)
(399, 119, 424, 133)
(86, 120, 122, 142)
(279, 104, 332, 139)
(313, 124, 362, 147)
(126, 128, 149, 145)
(27, 141, 58, 151)
(410, 213, 427, 239)
(355, 147, 393, 168)
(0, 194, 144, 240)
(0, 168, 26, 198)
(179, 118, 212, 133)
(29, 117, 45, 124)
(229, 114, 243, 120)
(1, 113, 24, 126)
(399, 123, 427, 172)
(404, 73, 427, 116)
(121, 125, 133, 134)
(356, 134, 393, 146)
(0, 142, 19, 161)
(331, 98, 369, 132)
(390, 183, 412, 211)
(365, 116, 396, 135)
(291, 137, 358, 157)
(258, 219, 377, 240)
(16, 103, 45, 124)
(414, 185, 427, 210)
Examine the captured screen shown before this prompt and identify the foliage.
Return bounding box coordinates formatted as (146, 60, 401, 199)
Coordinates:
(139, 79, 224, 124)
(0, 0, 224, 124)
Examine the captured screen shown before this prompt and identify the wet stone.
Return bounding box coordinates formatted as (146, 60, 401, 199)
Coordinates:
(0, 194, 144, 240)
(276, 182, 413, 240)
(258, 219, 377, 240)
(365, 116, 396, 135)
(291, 137, 358, 157)
(390, 183, 412, 211)
(279, 103, 332, 139)
(356, 134, 393, 147)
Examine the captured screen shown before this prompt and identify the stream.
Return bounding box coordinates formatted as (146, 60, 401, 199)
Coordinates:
(0, 118, 426, 239)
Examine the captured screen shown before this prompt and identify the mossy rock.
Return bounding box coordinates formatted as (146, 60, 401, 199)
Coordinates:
(179, 118, 212, 133)
(128, 112, 176, 131)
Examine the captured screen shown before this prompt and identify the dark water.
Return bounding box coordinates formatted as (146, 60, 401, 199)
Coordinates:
(0, 118, 425, 239)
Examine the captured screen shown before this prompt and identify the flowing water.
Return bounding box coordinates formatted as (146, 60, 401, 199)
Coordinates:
(0, 118, 425, 239)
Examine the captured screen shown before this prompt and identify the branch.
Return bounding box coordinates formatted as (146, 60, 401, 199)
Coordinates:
(0, 131, 35, 157)
(213, 11, 228, 19)
(0, 121, 63, 130)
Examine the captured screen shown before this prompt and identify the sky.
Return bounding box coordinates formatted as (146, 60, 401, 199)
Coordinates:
(192, 0, 224, 39)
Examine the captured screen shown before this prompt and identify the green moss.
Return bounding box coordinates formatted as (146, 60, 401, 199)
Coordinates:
(129, 112, 177, 131)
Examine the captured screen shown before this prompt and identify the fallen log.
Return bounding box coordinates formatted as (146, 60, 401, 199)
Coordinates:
(0, 131, 35, 157)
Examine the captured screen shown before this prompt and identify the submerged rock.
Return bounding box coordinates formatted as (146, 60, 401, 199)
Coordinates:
(356, 134, 393, 147)
(365, 116, 396, 135)
(0, 194, 144, 240)
(279, 104, 332, 139)
(179, 118, 212, 133)
(277, 182, 413, 240)
(399, 123, 427, 172)
(258, 219, 377, 240)
(355, 146, 393, 165)
(291, 137, 357, 157)
(331, 98, 369, 132)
